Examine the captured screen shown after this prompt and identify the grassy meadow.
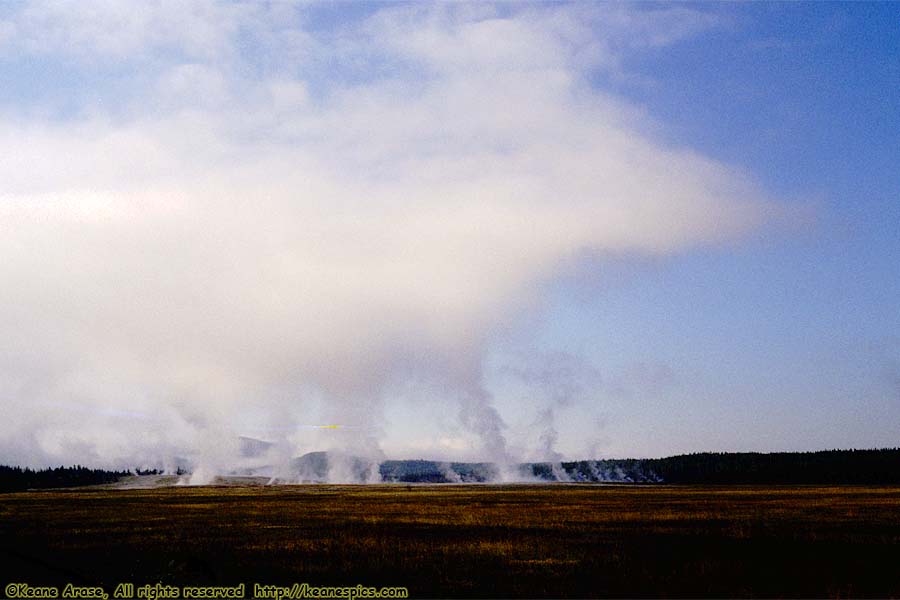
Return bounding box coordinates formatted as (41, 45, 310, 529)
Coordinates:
(2, 483, 900, 597)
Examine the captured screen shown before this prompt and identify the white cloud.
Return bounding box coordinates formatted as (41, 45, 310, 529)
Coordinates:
(5, 0, 253, 62)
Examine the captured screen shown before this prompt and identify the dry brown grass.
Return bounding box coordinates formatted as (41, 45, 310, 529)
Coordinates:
(2, 484, 900, 597)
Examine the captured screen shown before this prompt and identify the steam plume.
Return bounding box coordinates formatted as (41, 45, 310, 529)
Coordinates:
(0, 3, 772, 478)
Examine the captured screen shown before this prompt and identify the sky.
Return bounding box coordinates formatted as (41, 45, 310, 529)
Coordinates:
(0, 2, 897, 473)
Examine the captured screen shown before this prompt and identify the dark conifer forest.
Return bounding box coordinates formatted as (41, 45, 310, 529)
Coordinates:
(0, 465, 129, 492)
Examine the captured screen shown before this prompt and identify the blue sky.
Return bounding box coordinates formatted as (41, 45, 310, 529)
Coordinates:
(0, 2, 897, 470)
(547, 2, 900, 456)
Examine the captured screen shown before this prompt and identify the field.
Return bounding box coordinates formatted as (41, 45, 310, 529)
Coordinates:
(2, 483, 900, 598)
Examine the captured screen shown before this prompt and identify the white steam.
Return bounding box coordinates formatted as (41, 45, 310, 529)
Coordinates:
(0, 3, 773, 479)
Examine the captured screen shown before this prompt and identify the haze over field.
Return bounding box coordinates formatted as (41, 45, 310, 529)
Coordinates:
(1, 2, 898, 480)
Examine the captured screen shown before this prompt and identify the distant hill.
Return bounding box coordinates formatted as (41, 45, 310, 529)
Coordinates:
(380, 459, 500, 483)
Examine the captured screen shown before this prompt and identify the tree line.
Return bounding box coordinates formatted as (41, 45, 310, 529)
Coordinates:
(0, 465, 131, 492)
(3, 448, 900, 490)
(558, 448, 900, 483)
(644, 448, 900, 484)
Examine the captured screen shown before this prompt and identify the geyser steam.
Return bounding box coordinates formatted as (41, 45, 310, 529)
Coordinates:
(0, 2, 772, 479)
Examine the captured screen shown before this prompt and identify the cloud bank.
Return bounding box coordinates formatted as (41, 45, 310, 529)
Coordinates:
(0, 2, 771, 477)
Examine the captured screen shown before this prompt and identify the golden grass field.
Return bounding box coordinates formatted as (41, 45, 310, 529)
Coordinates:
(2, 483, 900, 598)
